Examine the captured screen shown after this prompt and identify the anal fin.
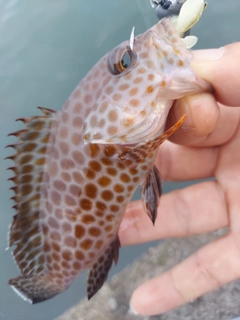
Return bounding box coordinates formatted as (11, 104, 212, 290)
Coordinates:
(141, 165, 162, 225)
(87, 236, 120, 300)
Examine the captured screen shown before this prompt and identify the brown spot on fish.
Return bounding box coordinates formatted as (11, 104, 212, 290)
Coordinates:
(146, 86, 154, 94)
(60, 158, 75, 170)
(104, 145, 117, 157)
(21, 184, 33, 196)
(75, 224, 86, 239)
(80, 239, 93, 250)
(129, 87, 139, 96)
(62, 222, 72, 233)
(51, 190, 61, 206)
(116, 195, 124, 203)
(97, 176, 111, 187)
(110, 204, 120, 212)
(62, 112, 69, 123)
(19, 154, 33, 165)
(101, 190, 114, 201)
(120, 173, 130, 183)
(95, 240, 103, 250)
(89, 227, 101, 238)
(72, 150, 85, 165)
(134, 77, 143, 84)
(73, 116, 83, 128)
(106, 167, 117, 176)
(71, 133, 82, 146)
(75, 250, 85, 260)
(65, 194, 76, 206)
(107, 126, 118, 135)
(84, 183, 98, 199)
(105, 86, 113, 94)
(96, 201, 107, 211)
(64, 236, 76, 248)
(114, 184, 124, 193)
(82, 214, 96, 224)
(106, 214, 114, 222)
(50, 231, 61, 242)
(89, 160, 102, 172)
(105, 225, 113, 232)
(62, 250, 72, 261)
(80, 198, 92, 211)
(72, 171, 84, 184)
(89, 144, 100, 157)
(96, 211, 104, 218)
(112, 93, 122, 101)
(52, 242, 60, 252)
(108, 110, 118, 122)
(49, 161, 58, 177)
(137, 67, 146, 74)
(53, 179, 66, 191)
(130, 99, 140, 107)
(101, 158, 113, 166)
(119, 83, 129, 91)
(148, 74, 155, 81)
(73, 102, 82, 113)
(85, 169, 96, 180)
(48, 217, 60, 229)
(100, 101, 108, 113)
(84, 94, 92, 104)
(52, 253, 61, 264)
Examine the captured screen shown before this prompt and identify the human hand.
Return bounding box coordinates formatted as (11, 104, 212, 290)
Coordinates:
(118, 43, 240, 316)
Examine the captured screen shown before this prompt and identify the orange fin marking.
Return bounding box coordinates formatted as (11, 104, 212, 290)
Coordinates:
(7, 106, 58, 277)
(119, 114, 187, 163)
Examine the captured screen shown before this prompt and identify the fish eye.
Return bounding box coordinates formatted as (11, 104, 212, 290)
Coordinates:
(107, 45, 136, 76)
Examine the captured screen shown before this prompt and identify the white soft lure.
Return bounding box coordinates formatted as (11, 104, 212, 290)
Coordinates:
(151, 0, 208, 48)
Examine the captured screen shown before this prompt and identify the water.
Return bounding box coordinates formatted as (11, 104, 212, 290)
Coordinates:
(0, 1, 239, 319)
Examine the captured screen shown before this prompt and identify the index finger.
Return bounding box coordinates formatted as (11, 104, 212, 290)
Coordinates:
(192, 42, 240, 106)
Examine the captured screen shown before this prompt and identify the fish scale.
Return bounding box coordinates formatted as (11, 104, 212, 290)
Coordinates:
(7, 18, 210, 303)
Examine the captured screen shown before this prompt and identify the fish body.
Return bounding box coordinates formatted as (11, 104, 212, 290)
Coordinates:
(7, 18, 210, 303)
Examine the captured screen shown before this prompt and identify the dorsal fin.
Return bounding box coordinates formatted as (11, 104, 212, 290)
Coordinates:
(6, 106, 58, 277)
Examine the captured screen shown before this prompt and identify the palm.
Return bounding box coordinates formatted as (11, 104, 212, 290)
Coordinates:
(119, 43, 240, 316)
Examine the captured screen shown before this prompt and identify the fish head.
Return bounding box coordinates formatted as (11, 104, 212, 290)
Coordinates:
(84, 18, 210, 145)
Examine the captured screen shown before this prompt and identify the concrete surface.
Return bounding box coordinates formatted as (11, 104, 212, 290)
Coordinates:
(56, 228, 240, 320)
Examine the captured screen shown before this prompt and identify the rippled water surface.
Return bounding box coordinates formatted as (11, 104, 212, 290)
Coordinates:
(0, 1, 239, 319)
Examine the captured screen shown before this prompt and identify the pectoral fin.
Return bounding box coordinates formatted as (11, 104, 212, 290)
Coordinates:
(119, 114, 187, 163)
(141, 166, 162, 225)
(87, 236, 120, 299)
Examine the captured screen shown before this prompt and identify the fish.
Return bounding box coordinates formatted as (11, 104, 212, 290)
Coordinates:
(6, 17, 210, 304)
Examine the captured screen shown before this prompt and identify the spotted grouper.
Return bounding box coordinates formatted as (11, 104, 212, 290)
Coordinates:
(7, 18, 210, 303)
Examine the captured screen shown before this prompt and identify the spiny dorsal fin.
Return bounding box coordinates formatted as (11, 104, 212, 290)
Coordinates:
(6, 106, 57, 277)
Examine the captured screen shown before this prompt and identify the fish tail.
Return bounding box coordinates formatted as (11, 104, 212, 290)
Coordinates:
(9, 273, 67, 304)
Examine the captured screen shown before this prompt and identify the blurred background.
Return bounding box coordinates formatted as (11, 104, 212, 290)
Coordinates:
(0, 1, 239, 319)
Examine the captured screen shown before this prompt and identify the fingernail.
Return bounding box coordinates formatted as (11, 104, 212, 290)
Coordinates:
(129, 300, 139, 315)
(193, 47, 225, 61)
